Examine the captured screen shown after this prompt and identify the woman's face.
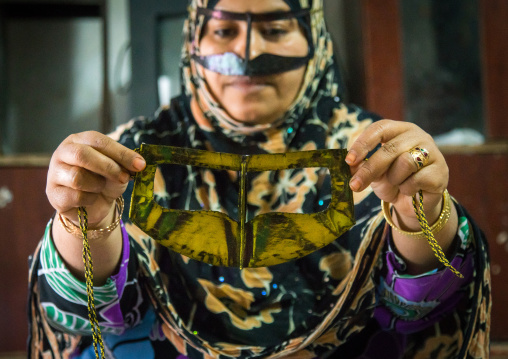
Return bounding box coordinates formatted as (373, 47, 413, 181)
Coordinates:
(199, 0, 308, 125)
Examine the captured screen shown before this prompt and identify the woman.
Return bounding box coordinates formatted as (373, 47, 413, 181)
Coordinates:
(28, 0, 490, 357)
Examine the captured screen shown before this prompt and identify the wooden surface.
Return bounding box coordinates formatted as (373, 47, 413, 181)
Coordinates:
(0, 167, 54, 352)
(445, 153, 508, 340)
(480, 0, 508, 139)
(0, 154, 50, 167)
(361, 0, 404, 121)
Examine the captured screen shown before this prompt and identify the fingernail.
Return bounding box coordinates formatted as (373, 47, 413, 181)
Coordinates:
(350, 177, 361, 192)
(346, 151, 357, 165)
(133, 157, 146, 171)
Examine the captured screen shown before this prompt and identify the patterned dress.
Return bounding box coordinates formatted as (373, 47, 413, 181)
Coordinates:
(28, 99, 490, 359)
(27, 0, 491, 357)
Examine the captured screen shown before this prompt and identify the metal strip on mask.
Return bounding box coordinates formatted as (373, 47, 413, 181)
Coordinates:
(129, 144, 355, 268)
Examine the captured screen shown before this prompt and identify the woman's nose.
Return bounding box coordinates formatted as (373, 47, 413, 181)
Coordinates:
(234, 28, 266, 60)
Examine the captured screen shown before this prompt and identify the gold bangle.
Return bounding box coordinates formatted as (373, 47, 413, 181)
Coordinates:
(58, 196, 124, 240)
(381, 190, 451, 239)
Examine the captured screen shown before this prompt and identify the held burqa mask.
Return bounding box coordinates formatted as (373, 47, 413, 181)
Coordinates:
(129, 144, 355, 268)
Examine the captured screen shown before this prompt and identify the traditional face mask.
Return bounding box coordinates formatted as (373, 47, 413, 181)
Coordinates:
(129, 144, 355, 268)
(192, 7, 314, 76)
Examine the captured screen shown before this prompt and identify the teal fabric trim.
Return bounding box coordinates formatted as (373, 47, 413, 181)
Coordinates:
(39, 219, 118, 306)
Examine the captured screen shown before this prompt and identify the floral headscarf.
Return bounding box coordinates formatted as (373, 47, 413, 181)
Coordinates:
(181, 0, 340, 151)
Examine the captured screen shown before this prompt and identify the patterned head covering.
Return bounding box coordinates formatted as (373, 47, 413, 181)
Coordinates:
(181, 0, 341, 151)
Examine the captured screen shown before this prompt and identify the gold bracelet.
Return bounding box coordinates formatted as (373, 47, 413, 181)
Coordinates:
(58, 196, 124, 240)
(381, 190, 451, 239)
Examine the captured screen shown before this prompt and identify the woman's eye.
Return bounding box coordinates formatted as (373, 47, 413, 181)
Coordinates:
(214, 28, 236, 38)
(262, 28, 288, 38)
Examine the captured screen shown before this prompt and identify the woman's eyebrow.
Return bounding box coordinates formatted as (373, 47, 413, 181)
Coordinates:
(214, 6, 291, 13)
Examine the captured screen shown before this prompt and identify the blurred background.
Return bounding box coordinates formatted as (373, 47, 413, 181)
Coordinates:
(0, 0, 507, 357)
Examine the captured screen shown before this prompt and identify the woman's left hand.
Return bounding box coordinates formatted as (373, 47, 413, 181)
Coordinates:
(346, 119, 448, 232)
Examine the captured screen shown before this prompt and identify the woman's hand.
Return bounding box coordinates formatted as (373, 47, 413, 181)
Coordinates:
(346, 120, 457, 273)
(46, 131, 146, 283)
(47, 131, 145, 227)
(346, 120, 447, 228)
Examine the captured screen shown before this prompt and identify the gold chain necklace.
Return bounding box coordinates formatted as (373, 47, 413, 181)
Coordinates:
(412, 190, 463, 278)
(78, 206, 105, 358)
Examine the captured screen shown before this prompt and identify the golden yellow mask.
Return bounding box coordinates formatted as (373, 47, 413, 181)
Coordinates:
(129, 144, 355, 268)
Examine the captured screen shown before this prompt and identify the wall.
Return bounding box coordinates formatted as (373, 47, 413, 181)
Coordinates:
(0, 164, 53, 353)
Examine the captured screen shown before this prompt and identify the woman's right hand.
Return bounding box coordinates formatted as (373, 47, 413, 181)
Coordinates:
(46, 131, 146, 227)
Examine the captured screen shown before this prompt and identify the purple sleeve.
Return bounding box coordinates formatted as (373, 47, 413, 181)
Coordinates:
(110, 222, 131, 297)
(91, 222, 132, 333)
(374, 215, 475, 334)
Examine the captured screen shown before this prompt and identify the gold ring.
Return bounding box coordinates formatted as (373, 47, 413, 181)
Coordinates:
(408, 146, 430, 170)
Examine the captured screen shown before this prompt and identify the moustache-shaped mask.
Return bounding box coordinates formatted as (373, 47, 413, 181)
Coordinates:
(129, 144, 355, 268)
(192, 7, 314, 76)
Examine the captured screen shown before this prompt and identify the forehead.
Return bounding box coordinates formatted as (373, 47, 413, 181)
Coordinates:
(212, 0, 292, 13)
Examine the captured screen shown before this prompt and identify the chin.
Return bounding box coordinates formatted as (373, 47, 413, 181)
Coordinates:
(228, 106, 278, 125)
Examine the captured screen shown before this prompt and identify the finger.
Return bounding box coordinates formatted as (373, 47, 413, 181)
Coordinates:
(398, 164, 448, 198)
(57, 142, 131, 184)
(384, 151, 421, 187)
(348, 122, 437, 192)
(47, 185, 100, 214)
(53, 162, 107, 193)
(346, 120, 416, 166)
(350, 134, 427, 192)
(48, 183, 124, 223)
(370, 174, 400, 203)
(66, 131, 146, 173)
